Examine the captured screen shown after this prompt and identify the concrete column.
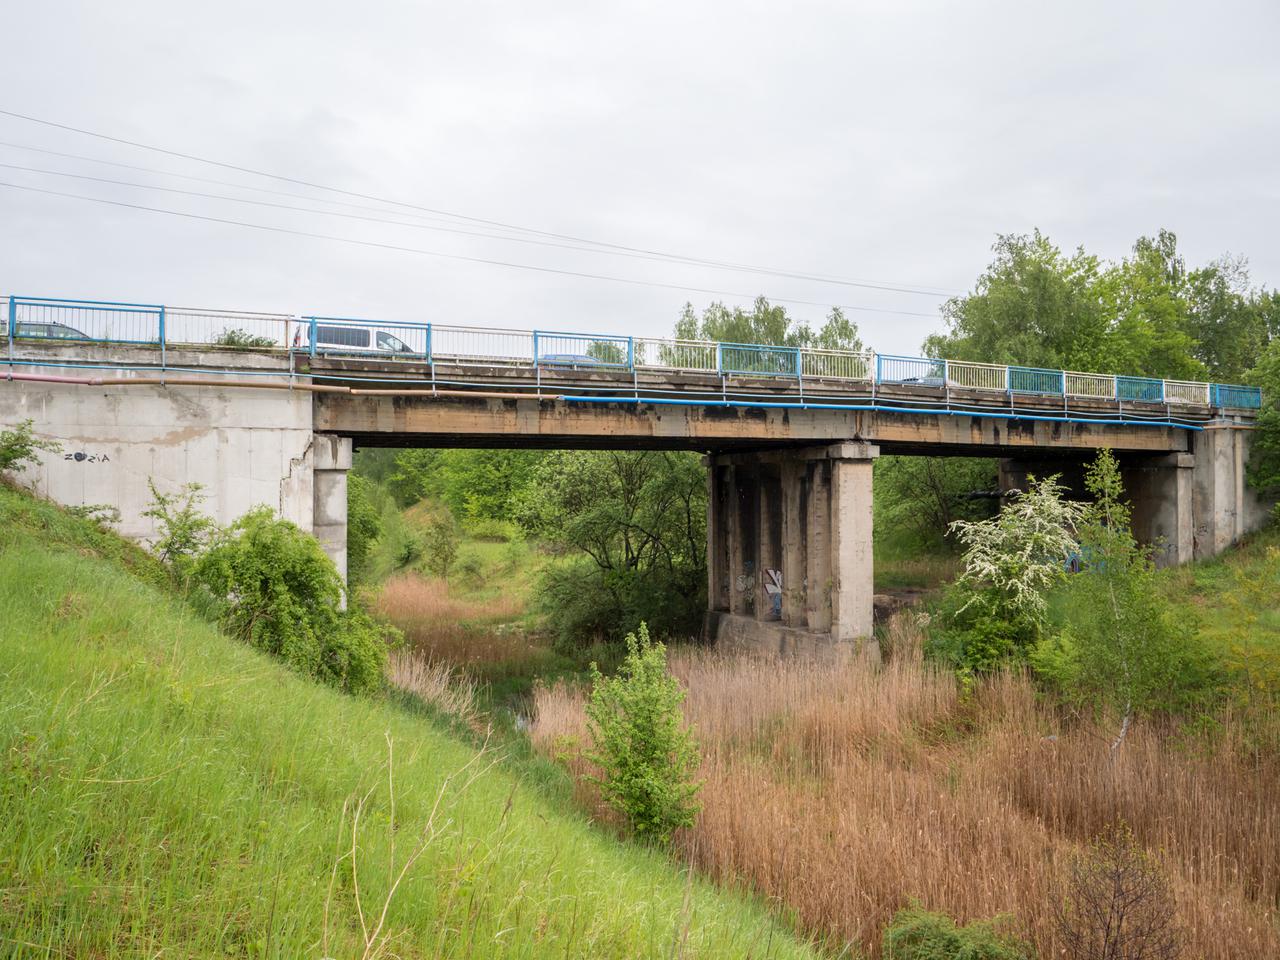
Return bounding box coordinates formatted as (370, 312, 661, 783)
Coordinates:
(1192, 426, 1274, 559)
(828, 443, 878, 642)
(727, 466, 749, 616)
(705, 462, 729, 611)
(780, 460, 807, 626)
(1124, 453, 1194, 568)
(804, 460, 831, 632)
(312, 434, 352, 595)
(757, 466, 783, 621)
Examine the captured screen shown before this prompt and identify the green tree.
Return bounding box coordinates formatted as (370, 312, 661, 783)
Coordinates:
(675, 297, 860, 350)
(346, 473, 383, 586)
(1246, 337, 1280, 499)
(419, 509, 460, 579)
(874, 456, 998, 551)
(585, 624, 701, 845)
(924, 231, 1109, 370)
(1031, 451, 1218, 744)
(518, 450, 707, 644)
(193, 507, 387, 694)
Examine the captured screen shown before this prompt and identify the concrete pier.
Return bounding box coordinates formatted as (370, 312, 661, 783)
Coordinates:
(706, 442, 879, 656)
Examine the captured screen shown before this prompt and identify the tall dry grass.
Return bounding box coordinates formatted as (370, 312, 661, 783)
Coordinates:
(375, 572, 538, 667)
(530, 614, 1280, 957)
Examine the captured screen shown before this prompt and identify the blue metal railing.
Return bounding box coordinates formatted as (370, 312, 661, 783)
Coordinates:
(2, 293, 1267, 416)
(719, 342, 801, 377)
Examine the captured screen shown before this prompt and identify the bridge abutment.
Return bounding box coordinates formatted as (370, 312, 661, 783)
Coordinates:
(706, 442, 878, 656)
(312, 434, 352, 593)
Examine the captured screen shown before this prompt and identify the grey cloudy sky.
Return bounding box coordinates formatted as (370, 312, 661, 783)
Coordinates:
(2, 1, 1277, 355)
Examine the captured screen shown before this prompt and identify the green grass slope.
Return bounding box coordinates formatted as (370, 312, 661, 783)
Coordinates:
(0, 489, 815, 959)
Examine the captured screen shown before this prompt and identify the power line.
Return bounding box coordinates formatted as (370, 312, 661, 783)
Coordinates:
(0, 108, 957, 298)
(0, 159, 956, 287)
(0, 179, 940, 319)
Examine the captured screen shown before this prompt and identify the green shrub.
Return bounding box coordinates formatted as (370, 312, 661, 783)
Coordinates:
(1032, 450, 1222, 735)
(883, 907, 1029, 960)
(212, 327, 275, 349)
(466, 516, 521, 542)
(0, 419, 60, 474)
(927, 587, 1041, 674)
(192, 507, 388, 694)
(536, 559, 706, 649)
(141, 479, 217, 576)
(585, 624, 701, 845)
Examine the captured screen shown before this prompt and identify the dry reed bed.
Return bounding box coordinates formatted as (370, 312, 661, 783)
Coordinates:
(530, 616, 1280, 958)
(376, 573, 537, 666)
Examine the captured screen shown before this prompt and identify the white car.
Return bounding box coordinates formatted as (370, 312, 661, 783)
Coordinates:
(292, 322, 419, 355)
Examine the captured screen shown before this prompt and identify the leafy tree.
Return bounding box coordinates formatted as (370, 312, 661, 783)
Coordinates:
(924, 231, 1109, 370)
(346, 473, 383, 586)
(141, 479, 217, 574)
(419, 509, 460, 579)
(193, 507, 388, 694)
(930, 476, 1083, 674)
(874, 456, 998, 551)
(585, 624, 701, 845)
(387, 448, 544, 521)
(1246, 337, 1280, 499)
(883, 906, 1029, 960)
(925, 228, 1276, 381)
(675, 297, 861, 350)
(1031, 450, 1218, 744)
(518, 450, 707, 644)
(948, 476, 1084, 627)
(0, 419, 60, 475)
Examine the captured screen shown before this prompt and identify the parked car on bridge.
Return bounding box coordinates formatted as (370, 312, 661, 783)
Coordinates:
(14, 321, 91, 341)
(292, 323, 418, 356)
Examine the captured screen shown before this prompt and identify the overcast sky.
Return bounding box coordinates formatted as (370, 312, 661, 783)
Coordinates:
(2, 1, 1277, 355)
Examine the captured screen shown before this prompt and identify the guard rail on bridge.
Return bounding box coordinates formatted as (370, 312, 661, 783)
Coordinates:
(4, 294, 1264, 420)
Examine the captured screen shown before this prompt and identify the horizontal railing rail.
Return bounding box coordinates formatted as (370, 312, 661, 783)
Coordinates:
(3, 293, 1266, 416)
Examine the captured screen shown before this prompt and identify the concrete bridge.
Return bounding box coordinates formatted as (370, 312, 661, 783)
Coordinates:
(2, 294, 1269, 655)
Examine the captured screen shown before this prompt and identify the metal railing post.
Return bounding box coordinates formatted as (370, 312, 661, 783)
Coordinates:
(626, 336, 634, 371)
(309, 317, 317, 358)
(6, 296, 14, 377)
(158, 305, 167, 371)
(425, 322, 433, 363)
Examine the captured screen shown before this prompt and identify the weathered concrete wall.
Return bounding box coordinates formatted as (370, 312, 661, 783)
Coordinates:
(1192, 426, 1272, 559)
(0, 369, 317, 546)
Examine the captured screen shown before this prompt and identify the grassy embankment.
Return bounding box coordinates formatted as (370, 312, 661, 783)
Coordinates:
(0, 484, 820, 960)
(532, 533, 1280, 959)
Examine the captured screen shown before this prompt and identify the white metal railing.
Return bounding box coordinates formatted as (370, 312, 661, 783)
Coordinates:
(430, 325, 535, 366)
(633, 337, 719, 372)
(1164, 379, 1212, 405)
(801, 348, 873, 381)
(164, 307, 292, 348)
(1065, 371, 1117, 400)
(947, 360, 1008, 391)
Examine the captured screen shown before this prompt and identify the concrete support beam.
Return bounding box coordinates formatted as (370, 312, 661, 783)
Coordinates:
(312, 434, 352, 595)
(830, 455, 876, 641)
(706, 463, 729, 612)
(1192, 425, 1273, 559)
(1124, 453, 1195, 568)
(780, 460, 807, 625)
(804, 460, 832, 632)
(757, 465, 783, 621)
